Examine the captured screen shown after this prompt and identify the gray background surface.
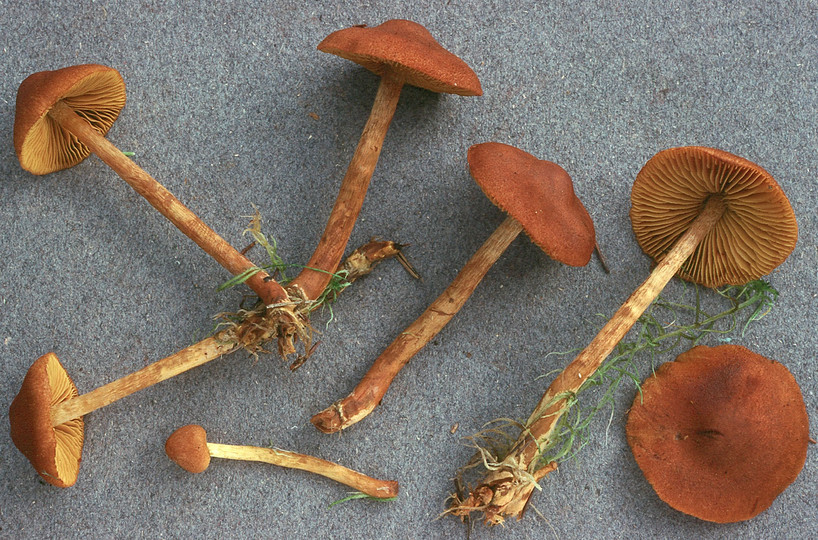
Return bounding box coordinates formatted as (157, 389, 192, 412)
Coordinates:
(0, 1, 815, 538)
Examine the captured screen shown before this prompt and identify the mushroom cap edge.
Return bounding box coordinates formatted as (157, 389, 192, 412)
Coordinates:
(9, 352, 84, 488)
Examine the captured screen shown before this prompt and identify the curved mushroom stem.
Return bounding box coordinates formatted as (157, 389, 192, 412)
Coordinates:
(206, 442, 399, 499)
(47, 100, 288, 306)
(287, 74, 404, 301)
(451, 195, 726, 524)
(311, 216, 524, 433)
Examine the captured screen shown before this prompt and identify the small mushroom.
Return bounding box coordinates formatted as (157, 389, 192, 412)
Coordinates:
(626, 344, 809, 523)
(14, 64, 286, 305)
(287, 20, 482, 302)
(450, 146, 798, 525)
(311, 142, 595, 433)
(165, 425, 399, 499)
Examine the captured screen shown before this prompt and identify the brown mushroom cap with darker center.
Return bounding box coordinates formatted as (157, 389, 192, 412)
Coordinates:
(468, 142, 596, 266)
(9, 352, 85, 487)
(626, 344, 809, 523)
(630, 146, 798, 288)
(317, 19, 482, 96)
(14, 64, 126, 175)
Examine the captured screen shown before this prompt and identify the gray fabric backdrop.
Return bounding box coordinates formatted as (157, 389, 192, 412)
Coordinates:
(1, 1, 815, 538)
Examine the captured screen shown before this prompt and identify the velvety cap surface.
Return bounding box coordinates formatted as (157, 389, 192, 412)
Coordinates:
(630, 146, 797, 287)
(467, 142, 595, 266)
(166, 424, 211, 474)
(318, 19, 482, 96)
(9, 352, 84, 488)
(14, 64, 126, 175)
(626, 344, 809, 523)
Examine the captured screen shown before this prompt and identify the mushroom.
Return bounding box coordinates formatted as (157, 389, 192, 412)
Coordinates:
(14, 64, 287, 306)
(165, 425, 399, 499)
(311, 142, 596, 433)
(8, 242, 402, 487)
(286, 19, 482, 303)
(8, 353, 83, 488)
(626, 344, 810, 523)
(450, 146, 798, 525)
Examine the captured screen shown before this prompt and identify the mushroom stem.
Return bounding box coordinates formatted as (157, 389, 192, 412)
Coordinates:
(520, 195, 726, 460)
(46, 236, 409, 427)
(311, 216, 524, 433)
(451, 195, 726, 523)
(50, 333, 240, 426)
(46, 100, 287, 306)
(288, 74, 404, 301)
(206, 442, 399, 499)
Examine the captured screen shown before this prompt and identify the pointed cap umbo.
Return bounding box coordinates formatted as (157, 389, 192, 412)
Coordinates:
(468, 142, 595, 266)
(14, 64, 126, 175)
(318, 19, 482, 96)
(9, 352, 85, 487)
(630, 146, 797, 288)
(626, 344, 809, 523)
(165, 424, 211, 473)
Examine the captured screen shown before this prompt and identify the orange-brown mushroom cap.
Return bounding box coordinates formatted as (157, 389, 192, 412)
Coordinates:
(630, 146, 798, 288)
(318, 19, 482, 96)
(165, 424, 211, 474)
(626, 344, 809, 523)
(468, 142, 596, 266)
(14, 64, 126, 175)
(9, 352, 84, 488)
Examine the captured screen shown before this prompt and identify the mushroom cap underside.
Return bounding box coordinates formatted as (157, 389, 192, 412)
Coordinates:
(630, 146, 797, 288)
(626, 344, 809, 523)
(318, 19, 482, 96)
(14, 63, 126, 175)
(166, 424, 211, 473)
(467, 142, 596, 266)
(9, 352, 84, 488)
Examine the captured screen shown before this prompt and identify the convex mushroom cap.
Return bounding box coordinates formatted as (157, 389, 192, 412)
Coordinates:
(626, 344, 809, 523)
(469, 142, 595, 266)
(165, 424, 211, 473)
(630, 146, 798, 287)
(14, 64, 126, 175)
(317, 19, 482, 96)
(9, 352, 84, 487)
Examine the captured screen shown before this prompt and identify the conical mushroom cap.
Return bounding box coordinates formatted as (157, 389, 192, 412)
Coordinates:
(318, 19, 482, 96)
(468, 142, 595, 267)
(165, 424, 211, 474)
(626, 344, 809, 523)
(14, 64, 126, 175)
(630, 146, 797, 287)
(9, 352, 84, 488)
